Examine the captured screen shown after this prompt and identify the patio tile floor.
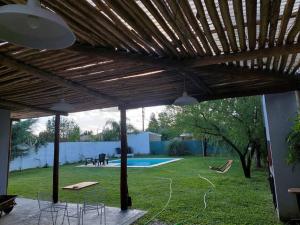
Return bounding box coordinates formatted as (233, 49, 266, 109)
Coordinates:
(0, 198, 146, 225)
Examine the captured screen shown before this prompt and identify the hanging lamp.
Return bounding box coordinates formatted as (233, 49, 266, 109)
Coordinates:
(51, 99, 74, 113)
(0, 0, 75, 49)
(173, 77, 199, 106)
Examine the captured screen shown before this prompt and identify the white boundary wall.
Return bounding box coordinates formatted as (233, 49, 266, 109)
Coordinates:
(10, 132, 152, 171)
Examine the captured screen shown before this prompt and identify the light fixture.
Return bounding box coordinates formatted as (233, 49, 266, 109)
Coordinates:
(0, 0, 76, 49)
(51, 99, 74, 113)
(173, 76, 199, 106)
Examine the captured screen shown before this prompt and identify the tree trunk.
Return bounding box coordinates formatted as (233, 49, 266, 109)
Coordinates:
(254, 142, 262, 168)
(240, 156, 251, 178)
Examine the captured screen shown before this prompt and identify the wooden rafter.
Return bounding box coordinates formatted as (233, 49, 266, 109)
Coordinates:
(0, 53, 123, 104)
(70, 43, 300, 72)
(0, 98, 68, 116)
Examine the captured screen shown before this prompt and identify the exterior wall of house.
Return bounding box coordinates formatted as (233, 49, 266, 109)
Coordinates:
(262, 92, 300, 221)
(149, 132, 161, 142)
(9, 132, 154, 171)
(0, 109, 10, 194)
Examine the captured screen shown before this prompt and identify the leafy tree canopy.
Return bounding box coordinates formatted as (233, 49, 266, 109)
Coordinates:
(101, 119, 138, 141)
(38, 116, 80, 142)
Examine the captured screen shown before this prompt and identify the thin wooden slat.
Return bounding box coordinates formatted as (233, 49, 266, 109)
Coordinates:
(203, 0, 230, 53)
(123, 0, 180, 57)
(139, 0, 188, 56)
(266, 0, 281, 69)
(258, 0, 271, 68)
(93, 0, 153, 54)
(166, 0, 205, 56)
(0, 53, 122, 104)
(280, 6, 300, 72)
(218, 0, 238, 52)
(179, 0, 212, 55)
(273, 0, 295, 71)
(151, 0, 197, 55)
(246, 0, 257, 69)
(193, 0, 220, 55)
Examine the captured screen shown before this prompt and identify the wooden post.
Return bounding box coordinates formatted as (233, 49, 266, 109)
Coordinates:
(203, 137, 208, 157)
(6, 119, 13, 193)
(53, 114, 60, 203)
(120, 107, 131, 210)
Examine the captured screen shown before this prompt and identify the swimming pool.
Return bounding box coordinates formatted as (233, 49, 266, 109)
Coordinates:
(108, 158, 182, 168)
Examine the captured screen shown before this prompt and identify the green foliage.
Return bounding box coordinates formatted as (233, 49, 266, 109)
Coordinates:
(101, 119, 138, 141)
(167, 140, 189, 156)
(147, 113, 160, 133)
(38, 116, 80, 142)
(11, 119, 46, 159)
(155, 96, 266, 178)
(286, 114, 300, 165)
(147, 109, 180, 140)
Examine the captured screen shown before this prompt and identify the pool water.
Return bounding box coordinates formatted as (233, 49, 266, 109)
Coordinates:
(109, 158, 182, 167)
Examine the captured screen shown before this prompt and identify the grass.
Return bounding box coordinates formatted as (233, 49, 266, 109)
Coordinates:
(8, 156, 281, 225)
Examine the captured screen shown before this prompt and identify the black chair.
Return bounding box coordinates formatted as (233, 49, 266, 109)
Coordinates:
(98, 154, 106, 166)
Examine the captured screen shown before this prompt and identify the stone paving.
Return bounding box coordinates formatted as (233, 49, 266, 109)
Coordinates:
(0, 198, 146, 225)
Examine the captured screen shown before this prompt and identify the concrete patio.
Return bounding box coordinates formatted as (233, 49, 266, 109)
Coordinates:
(0, 198, 146, 225)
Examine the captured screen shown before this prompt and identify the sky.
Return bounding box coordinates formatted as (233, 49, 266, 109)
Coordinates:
(31, 106, 166, 135)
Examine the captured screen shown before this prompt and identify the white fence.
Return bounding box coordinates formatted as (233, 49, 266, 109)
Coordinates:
(10, 132, 151, 171)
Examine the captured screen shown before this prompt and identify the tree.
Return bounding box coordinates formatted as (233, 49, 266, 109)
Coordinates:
(11, 119, 46, 159)
(39, 116, 80, 142)
(147, 110, 180, 140)
(101, 119, 138, 141)
(147, 113, 160, 133)
(175, 96, 265, 178)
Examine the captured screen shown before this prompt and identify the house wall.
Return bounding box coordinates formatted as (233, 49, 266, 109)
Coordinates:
(262, 92, 300, 221)
(0, 109, 10, 194)
(9, 132, 152, 171)
(149, 133, 161, 142)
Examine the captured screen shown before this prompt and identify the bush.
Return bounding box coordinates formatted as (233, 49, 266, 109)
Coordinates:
(167, 140, 189, 156)
(287, 114, 300, 165)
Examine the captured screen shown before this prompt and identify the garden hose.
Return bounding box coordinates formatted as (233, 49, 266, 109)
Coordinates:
(143, 177, 173, 225)
(173, 174, 216, 225)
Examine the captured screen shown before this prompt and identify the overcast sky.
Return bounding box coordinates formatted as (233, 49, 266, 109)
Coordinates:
(31, 106, 166, 135)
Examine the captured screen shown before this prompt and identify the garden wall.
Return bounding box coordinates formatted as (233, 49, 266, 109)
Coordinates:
(150, 140, 225, 155)
(9, 132, 150, 171)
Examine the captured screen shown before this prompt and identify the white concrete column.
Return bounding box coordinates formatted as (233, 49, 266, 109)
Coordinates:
(262, 92, 300, 221)
(0, 109, 11, 195)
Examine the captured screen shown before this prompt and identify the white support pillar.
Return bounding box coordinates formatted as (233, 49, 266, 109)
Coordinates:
(0, 109, 11, 195)
(262, 92, 300, 221)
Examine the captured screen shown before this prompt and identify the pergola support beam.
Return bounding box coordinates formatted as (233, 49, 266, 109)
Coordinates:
(119, 106, 131, 210)
(52, 114, 60, 203)
(0, 109, 11, 195)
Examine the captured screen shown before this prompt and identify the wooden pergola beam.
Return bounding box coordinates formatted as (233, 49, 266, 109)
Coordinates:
(119, 106, 131, 210)
(70, 43, 300, 71)
(53, 114, 60, 203)
(0, 98, 68, 116)
(0, 54, 123, 104)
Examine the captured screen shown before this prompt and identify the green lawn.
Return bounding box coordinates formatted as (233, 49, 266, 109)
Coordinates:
(8, 156, 281, 225)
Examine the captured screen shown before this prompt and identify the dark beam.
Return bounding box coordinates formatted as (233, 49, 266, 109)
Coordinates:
(70, 43, 300, 71)
(119, 106, 130, 210)
(0, 53, 123, 104)
(0, 98, 68, 116)
(52, 114, 60, 203)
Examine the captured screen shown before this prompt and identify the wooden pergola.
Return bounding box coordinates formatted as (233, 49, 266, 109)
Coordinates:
(1, 0, 300, 210)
